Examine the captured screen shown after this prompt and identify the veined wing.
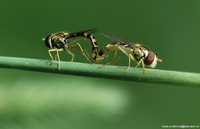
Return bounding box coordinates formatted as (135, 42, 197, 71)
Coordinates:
(102, 31, 134, 44)
(69, 28, 100, 35)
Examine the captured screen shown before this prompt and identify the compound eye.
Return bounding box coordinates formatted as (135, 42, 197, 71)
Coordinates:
(44, 34, 53, 48)
(144, 52, 156, 65)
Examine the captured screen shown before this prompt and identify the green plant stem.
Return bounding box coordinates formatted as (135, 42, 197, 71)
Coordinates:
(0, 56, 200, 87)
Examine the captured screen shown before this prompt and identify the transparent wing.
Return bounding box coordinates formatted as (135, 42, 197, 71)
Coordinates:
(70, 28, 100, 35)
(102, 31, 134, 44)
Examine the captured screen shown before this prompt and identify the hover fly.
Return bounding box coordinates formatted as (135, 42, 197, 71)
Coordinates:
(42, 28, 100, 70)
(95, 32, 162, 74)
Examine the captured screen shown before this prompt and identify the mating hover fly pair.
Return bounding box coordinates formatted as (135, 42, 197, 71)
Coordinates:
(43, 28, 162, 74)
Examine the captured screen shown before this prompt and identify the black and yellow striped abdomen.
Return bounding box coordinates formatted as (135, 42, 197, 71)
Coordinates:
(67, 32, 98, 60)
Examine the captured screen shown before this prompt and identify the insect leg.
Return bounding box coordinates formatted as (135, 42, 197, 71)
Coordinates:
(99, 49, 118, 69)
(135, 59, 142, 68)
(135, 58, 146, 73)
(56, 49, 61, 70)
(48, 49, 63, 70)
(124, 54, 132, 74)
(65, 49, 74, 62)
(48, 49, 59, 65)
(112, 53, 123, 65)
(141, 60, 146, 73)
(83, 48, 91, 60)
(55, 51, 61, 61)
(68, 43, 94, 64)
(69, 47, 91, 61)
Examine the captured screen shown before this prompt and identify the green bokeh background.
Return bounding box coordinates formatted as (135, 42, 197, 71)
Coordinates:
(0, 0, 200, 129)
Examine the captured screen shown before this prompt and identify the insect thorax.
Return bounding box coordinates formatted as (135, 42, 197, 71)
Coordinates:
(132, 47, 149, 62)
(51, 34, 67, 49)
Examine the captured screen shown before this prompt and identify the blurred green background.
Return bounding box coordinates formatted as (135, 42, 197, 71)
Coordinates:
(0, 0, 200, 129)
